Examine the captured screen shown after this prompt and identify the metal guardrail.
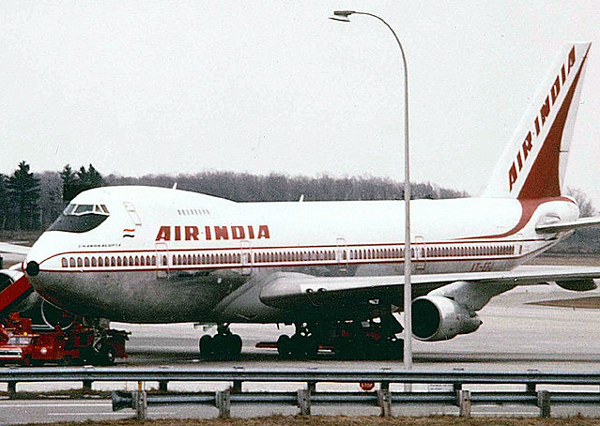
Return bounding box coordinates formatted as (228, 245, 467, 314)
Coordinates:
(1, 367, 600, 419)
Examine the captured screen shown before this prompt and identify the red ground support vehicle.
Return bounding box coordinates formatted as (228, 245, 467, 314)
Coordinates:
(0, 313, 128, 366)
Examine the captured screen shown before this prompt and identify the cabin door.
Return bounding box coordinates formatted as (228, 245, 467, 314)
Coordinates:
(240, 240, 252, 275)
(414, 235, 426, 271)
(336, 237, 348, 274)
(155, 242, 169, 279)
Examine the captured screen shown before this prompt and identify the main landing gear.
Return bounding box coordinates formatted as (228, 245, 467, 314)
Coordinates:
(276, 322, 319, 359)
(199, 324, 242, 360)
(277, 314, 404, 360)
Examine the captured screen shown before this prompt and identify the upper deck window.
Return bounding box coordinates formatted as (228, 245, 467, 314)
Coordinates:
(48, 203, 110, 233)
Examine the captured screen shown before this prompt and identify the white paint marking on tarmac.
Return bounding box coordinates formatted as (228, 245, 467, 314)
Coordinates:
(473, 413, 537, 416)
(0, 403, 112, 408)
(48, 413, 126, 416)
(48, 412, 177, 416)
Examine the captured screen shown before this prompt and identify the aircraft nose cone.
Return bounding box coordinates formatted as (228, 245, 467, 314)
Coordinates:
(26, 260, 40, 277)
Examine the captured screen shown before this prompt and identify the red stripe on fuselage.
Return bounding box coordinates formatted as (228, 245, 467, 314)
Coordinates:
(462, 197, 574, 240)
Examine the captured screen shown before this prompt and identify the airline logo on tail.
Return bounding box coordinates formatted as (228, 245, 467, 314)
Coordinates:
(484, 43, 591, 200)
(508, 47, 577, 192)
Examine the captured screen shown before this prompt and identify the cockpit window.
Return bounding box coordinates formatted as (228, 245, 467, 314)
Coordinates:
(62, 204, 109, 217)
(49, 203, 110, 233)
(74, 204, 94, 215)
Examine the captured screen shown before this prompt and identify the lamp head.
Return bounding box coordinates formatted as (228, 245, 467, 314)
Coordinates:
(329, 10, 355, 22)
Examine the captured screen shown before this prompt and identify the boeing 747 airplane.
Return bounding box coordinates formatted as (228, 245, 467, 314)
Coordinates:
(2, 42, 599, 359)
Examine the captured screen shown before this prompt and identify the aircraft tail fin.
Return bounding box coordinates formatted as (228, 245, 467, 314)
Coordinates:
(483, 43, 591, 200)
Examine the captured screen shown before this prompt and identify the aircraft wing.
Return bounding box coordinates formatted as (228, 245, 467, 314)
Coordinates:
(0, 243, 30, 268)
(259, 265, 600, 309)
(536, 216, 600, 233)
(0, 243, 31, 256)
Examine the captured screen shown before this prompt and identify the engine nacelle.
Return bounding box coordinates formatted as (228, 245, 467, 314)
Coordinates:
(412, 295, 482, 341)
(556, 279, 598, 292)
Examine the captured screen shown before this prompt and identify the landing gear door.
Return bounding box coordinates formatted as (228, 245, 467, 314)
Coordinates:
(240, 240, 252, 275)
(155, 242, 169, 279)
(336, 237, 348, 274)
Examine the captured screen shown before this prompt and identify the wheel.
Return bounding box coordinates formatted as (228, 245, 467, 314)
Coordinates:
(289, 335, 318, 359)
(212, 334, 226, 357)
(388, 338, 404, 360)
(227, 334, 242, 358)
(277, 335, 291, 358)
(99, 346, 116, 365)
(22, 355, 32, 367)
(290, 334, 304, 358)
(303, 336, 319, 359)
(60, 355, 73, 366)
(199, 335, 214, 359)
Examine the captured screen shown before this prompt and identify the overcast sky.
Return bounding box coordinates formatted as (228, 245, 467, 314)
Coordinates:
(1, 1, 599, 204)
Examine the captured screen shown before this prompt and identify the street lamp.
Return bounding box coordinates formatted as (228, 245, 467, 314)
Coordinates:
(330, 10, 413, 370)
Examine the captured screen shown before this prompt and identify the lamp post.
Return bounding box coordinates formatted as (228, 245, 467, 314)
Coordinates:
(330, 10, 412, 370)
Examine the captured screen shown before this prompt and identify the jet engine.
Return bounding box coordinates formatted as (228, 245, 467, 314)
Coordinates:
(411, 295, 482, 341)
(555, 279, 598, 292)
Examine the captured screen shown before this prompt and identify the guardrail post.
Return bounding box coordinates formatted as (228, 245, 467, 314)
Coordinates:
(527, 383, 536, 393)
(297, 389, 311, 416)
(7, 382, 16, 397)
(216, 390, 231, 418)
(231, 380, 242, 393)
(82, 380, 92, 393)
(159, 381, 168, 392)
(133, 390, 147, 420)
(457, 389, 471, 418)
(377, 388, 392, 417)
(537, 390, 551, 418)
(134, 381, 147, 420)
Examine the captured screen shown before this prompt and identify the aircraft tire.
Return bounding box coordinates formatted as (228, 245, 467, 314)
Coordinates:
(227, 334, 242, 358)
(277, 335, 292, 358)
(290, 335, 318, 359)
(103, 347, 116, 365)
(388, 338, 404, 360)
(199, 334, 214, 359)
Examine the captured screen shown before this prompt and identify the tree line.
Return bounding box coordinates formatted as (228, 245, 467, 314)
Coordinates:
(1, 162, 468, 231)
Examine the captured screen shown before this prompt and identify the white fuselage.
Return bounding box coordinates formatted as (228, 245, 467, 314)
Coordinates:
(25, 186, 578, 323)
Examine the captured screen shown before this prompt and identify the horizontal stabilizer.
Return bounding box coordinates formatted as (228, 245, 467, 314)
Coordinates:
(536, 216, 600, 234)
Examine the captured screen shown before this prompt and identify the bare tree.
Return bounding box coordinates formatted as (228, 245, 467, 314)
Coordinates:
(567, 187, 596, 218)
